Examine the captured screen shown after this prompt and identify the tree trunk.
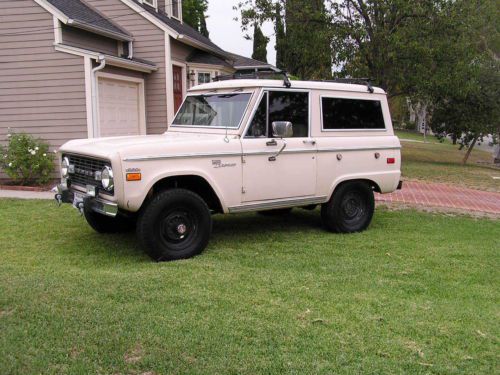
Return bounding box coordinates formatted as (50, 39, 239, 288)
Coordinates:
(462, 136, 477, 165)
(495, 131, 500, 164)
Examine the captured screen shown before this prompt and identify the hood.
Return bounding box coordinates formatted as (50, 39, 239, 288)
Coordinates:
(59, 132, 239, 160)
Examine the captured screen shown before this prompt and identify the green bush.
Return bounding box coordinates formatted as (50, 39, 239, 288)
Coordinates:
(0, 132, 55, 186)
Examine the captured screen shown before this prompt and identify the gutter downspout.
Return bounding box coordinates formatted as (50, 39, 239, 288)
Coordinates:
(91, 55, 106, 138)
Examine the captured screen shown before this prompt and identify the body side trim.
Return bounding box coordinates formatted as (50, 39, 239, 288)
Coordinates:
(228, 196, 328, 213)
(123, 146, 401, 162)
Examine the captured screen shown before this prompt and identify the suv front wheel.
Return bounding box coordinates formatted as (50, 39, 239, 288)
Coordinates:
(321, 181, 375, 233)
(136, 189, 212, 262)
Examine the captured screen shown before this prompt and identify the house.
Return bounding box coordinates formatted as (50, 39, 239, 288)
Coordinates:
(0, 0, 275, 151)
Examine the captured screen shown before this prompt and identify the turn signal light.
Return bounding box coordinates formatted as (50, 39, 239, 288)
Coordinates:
(126, 173, 142, 181)
(387, 158, 396, 164)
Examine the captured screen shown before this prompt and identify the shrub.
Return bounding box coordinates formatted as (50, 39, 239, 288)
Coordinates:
(0, 131, 55, 186)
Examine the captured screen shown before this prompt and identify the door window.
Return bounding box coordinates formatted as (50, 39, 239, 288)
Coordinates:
(268, 91, 309, 138)
(245, 91, 309, 138)
(246, 92, 267, 137)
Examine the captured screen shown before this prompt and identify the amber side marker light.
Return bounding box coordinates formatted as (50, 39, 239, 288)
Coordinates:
(387, 158, 396, 164)
(126, 173, 142, 181)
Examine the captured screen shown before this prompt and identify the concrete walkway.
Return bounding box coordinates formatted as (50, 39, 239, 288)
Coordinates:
(376, 181, 500, 215)
(0, 189, 54, 200)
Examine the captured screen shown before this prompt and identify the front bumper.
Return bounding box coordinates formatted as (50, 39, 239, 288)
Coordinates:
(54, 183, 118, 217)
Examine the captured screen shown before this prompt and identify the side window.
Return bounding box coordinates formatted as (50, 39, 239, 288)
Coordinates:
(322, 97, 385, 130)
(268, 91, 309, 137)
(246, 92, 268, 137)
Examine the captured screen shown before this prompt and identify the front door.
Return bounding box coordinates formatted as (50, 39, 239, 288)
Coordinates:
(241, 90, 317, 202)
(173, 65, 183, 114)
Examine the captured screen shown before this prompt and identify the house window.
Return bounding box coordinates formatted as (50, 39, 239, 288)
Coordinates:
(143, 0, 157, 8)
(172, 0, 180, 19)
(198, 72, 211, 85)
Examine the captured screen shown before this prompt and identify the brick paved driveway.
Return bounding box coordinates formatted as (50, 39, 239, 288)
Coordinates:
(376, 181, 500, 214)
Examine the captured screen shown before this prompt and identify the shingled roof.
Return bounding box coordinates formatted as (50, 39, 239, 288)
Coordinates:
(133, 1, 228, 57)
(46, 0, 132, 41)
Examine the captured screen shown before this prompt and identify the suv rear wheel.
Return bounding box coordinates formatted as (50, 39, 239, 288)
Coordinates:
(321, 181, 375, 233)
(136, 189, 212, 262)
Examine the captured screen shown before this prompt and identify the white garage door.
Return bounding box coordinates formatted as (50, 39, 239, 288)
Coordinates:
(98, 77, 144, 137)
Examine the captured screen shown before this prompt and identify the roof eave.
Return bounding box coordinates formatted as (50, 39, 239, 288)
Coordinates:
(67, 19, 134, 42)
(177, 34, 231, 59)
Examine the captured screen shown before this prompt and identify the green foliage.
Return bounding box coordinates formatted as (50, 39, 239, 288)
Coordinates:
(236, 0, 332, 79)
(0, 132, 54, 185)
(182, 0, 209, 37)
(252, 23, 269, 62)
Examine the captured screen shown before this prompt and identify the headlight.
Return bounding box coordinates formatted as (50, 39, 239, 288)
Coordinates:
(61, 157, 70, 178)
(101, 166, 114, 191)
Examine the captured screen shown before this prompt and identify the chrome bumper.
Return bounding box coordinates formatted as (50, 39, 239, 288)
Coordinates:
(54, 184, 118, 217)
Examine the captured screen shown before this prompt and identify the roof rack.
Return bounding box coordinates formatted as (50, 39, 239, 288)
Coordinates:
(321, 78, 374, 93)
(214, 69, 292, 88)
(213, 72, 374, 93)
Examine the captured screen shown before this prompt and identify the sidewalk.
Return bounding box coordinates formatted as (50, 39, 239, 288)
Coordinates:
(376, 181, 500, 215)
(0, 189, 54, 200)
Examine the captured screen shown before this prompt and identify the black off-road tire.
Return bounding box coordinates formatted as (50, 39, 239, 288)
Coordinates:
(83, 205, 135, 233)
(136, 189, 212, 262)
(257, 208, 293, 216)
(321, 181, 375, 233)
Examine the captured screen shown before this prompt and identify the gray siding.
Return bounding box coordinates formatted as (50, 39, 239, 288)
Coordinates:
(0, 0, 88, 150)
(86, 0, 168, 134)
(171, 39, 194, 61)
(62, 24, 119, 55)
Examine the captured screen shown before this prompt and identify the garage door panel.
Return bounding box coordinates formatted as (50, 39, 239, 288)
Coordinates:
(98, 77, 144, 137)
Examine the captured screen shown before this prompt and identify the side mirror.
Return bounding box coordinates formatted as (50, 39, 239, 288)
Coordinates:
(272, 121, 293, 138)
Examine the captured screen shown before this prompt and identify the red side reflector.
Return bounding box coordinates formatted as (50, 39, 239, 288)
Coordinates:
(387, 158, 396, 164)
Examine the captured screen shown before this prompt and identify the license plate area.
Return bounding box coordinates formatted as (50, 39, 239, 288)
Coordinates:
(73, 192, 85, 208)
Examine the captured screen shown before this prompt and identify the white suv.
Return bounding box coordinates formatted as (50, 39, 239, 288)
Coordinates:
(56, 78, 402, 261)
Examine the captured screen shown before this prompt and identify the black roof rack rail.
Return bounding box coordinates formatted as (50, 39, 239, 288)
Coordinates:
(213, 72, 374, 93)
(214, 69, 292, 88)
(321, 78, 374, 93)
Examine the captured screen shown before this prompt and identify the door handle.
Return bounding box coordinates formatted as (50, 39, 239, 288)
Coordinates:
(266, 139, 278, 146)
(269, 139, 287, 161)
(303, 139, 316, 145)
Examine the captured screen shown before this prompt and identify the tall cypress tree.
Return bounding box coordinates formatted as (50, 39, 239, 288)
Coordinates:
(252, 23, 269, 62)
(274, 2, 286, 70)
(182, 0, 210, 38)
(285, 0, 331, 79)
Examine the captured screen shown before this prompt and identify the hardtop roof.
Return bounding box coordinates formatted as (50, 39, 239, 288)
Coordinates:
(188, 79, 386, 95)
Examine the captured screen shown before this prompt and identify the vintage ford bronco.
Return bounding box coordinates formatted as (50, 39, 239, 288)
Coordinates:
(55, 77, 402, 261)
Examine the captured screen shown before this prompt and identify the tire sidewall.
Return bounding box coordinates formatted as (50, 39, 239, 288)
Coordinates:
(137, 189, 212, 261)
(322, 181, 375, 233)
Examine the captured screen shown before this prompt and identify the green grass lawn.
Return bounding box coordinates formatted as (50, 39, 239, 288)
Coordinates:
(1, 199, 499, 374)
(395, 131, 499, 192)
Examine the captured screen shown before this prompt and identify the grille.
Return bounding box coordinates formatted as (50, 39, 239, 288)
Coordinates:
(66, 154, 110, 193)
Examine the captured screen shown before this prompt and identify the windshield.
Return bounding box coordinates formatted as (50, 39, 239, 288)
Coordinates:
(172, 93, 251, 128)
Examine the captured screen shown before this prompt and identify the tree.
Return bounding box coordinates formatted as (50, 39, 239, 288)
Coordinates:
(274, 2, 286, 69)
(183, 0, 209, 37)
(252, 23, 269, 62)
(431, 58, 500, 164)
(235, 0, 332, 79)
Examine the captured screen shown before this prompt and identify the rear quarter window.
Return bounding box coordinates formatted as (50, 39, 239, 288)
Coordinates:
(321, 97, 385, 130)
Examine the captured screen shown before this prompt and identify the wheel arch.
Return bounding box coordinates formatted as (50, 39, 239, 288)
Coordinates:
(141, 173, 225, 213)
(328, 178, 381, 201)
